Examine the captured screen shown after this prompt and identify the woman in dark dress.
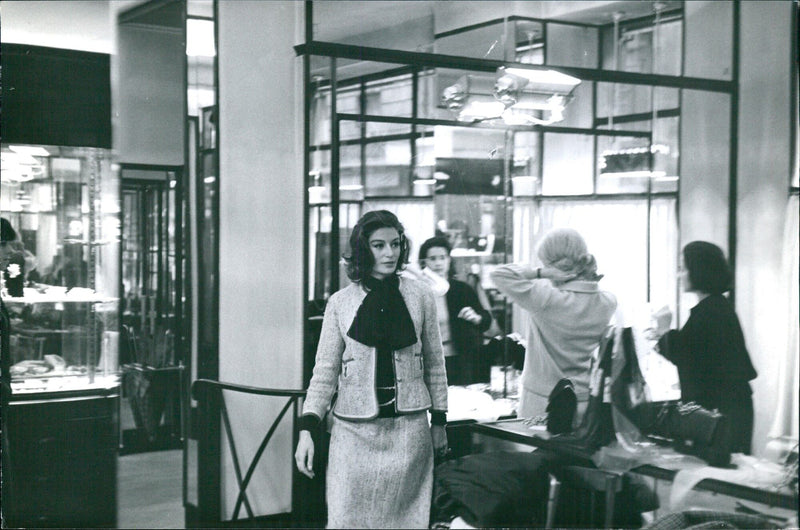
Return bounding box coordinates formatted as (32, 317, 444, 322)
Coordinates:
(418, 236, 492, 385)
(650, 241, 757, 454)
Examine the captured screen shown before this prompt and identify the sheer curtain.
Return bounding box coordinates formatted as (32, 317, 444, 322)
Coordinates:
(512, 198, 678, 330)
(510, 198, 680, 399)
(767, 194, 799, 445)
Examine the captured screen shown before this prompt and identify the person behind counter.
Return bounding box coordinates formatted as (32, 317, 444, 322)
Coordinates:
(1, 218, 26, 298)
(417, 236, 492, 385)
(647, 241, 757, 454)
(490, 228, 617, 424)
(294, 210, 448, 529)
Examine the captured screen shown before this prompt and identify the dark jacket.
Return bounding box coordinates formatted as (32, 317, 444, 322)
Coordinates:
(445, 280, 491, 383)
(657, 294, 757, 452)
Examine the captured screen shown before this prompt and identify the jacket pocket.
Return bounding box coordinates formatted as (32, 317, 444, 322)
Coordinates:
(341, 357, 354, 377)
(414, 352, 423, 371)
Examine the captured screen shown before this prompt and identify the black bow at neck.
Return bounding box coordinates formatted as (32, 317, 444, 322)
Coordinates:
(347, 275, 417, 350)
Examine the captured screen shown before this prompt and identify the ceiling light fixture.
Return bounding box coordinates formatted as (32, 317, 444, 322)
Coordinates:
(442, 66, 581, 125)
(9, 145, 51, 157)
(1, 151, 44, 182)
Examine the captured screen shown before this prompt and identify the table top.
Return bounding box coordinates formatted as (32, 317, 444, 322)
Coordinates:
(471, 418, 798, 510)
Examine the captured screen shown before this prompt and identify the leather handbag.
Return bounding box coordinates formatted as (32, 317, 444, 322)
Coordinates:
(641, 401, 733, 467)
(546, 378, 576, 434)
(538, 328, 616, 459)
(668, 402, 733, 467)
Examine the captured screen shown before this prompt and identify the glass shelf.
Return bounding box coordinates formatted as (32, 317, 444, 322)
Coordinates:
(2, 144, 121, 394)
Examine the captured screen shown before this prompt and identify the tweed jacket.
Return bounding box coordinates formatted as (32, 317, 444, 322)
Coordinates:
(303, 276, 449, 422)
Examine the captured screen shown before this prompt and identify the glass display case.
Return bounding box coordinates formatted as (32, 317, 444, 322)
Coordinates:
(1, 143, 121, 396)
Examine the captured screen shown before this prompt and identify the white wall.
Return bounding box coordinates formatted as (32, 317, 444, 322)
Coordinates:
(737, 0, 794, 457)
(677, 1, 795, 457)
(217, 0, 304, 517)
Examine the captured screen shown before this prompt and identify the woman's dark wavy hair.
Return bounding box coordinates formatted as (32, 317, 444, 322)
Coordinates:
(343, 210, 409, 282)
(683, 240, 732, 295)
(418, 236, 456, 279)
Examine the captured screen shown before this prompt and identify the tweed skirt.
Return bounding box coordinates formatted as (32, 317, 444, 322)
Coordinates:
(326, 412, 433, 529)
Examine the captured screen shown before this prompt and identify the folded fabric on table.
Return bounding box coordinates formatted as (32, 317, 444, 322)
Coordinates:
(432, 449, 660, 528)
(431, 451, 550, 528)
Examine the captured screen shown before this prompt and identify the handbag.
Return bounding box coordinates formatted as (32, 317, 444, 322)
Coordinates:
(640, 401, 733, 467)
(668, 402, 733, 467)
(536, 328, 616, 460)
(546, 378, 576, 434)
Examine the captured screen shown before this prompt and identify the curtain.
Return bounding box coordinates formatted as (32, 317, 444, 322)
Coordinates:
(509, 197, 680, 398)
(767, 195, 799, 443)
(511, 198, 678, 331)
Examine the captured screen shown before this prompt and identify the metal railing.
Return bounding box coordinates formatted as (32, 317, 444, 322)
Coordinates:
(190, 379, 310, 526)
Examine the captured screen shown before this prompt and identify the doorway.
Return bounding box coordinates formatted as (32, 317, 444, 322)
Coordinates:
(119, 164, 185, 454)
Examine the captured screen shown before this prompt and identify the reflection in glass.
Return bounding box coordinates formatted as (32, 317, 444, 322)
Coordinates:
(596, 136, 653, 194)
(545, 22, 599, 69)
(1, 144, 120, 388)
(365, 140, 411, 197)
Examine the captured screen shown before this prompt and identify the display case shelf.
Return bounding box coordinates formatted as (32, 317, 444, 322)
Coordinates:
(1, 144, 121, 396)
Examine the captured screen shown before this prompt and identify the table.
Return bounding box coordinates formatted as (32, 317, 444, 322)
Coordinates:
(470, 418, 798, 511)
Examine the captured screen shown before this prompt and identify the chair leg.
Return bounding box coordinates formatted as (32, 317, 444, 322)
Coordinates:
(545, 475, 561, 529)
(603, 474, 620, 529)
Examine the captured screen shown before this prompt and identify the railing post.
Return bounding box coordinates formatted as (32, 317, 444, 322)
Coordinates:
(196, 384, 222, 527)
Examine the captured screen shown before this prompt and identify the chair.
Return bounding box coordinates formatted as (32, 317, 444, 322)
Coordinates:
(545, 465, 624, 529)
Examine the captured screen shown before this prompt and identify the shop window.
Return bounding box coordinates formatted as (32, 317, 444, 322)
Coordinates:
(364, 140, 411, 197)
(541, 133, 594, 196)
(300, 6, 722, 379)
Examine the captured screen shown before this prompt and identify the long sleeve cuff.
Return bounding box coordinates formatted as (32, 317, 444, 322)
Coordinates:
(297, 413, 321, 432)
(431, 410, 447, 426)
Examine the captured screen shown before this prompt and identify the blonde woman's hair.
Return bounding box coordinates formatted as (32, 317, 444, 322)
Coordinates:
(537, 228, 603, 281)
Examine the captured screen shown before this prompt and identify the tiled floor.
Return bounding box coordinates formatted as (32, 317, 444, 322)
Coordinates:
(118, 449, 184, 529)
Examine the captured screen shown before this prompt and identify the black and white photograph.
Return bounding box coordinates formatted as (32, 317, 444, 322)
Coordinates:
(0, 1, 797, 528)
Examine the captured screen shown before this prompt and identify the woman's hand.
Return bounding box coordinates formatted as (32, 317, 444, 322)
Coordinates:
(457, 306, 482, 325)
(431, 424, 448, 459)
(645, 305, 673, 340)
(294, 430, 315, 479)
(540, 266, 577, 283)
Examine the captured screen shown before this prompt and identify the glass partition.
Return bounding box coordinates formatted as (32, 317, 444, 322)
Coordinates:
(301, 3, 736, 405)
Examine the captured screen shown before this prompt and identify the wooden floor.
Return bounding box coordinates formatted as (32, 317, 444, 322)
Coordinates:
(118, 449, 184, 529)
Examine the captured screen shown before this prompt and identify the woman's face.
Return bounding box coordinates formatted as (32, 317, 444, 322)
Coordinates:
(679, 255, 693, 292)
(423, 246, 450, 279)
(368, 227, 401, 279)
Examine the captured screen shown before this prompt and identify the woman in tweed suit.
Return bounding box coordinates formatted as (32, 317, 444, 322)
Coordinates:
(295, 210, 449, 529)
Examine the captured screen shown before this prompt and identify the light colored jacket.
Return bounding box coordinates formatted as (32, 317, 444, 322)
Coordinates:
(490, 264, 617, 416)
(302, 276, 448, 422)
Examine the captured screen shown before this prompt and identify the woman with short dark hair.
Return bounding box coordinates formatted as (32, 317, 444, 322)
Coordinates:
(295, 210, 448, 528)
(417, 236, 491, 385)
(650, 241, 757, 454)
